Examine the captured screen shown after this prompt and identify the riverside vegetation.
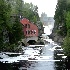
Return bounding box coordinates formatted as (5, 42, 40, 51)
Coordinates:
(0, 0, 43, 52)
(53, 0, 70, 63)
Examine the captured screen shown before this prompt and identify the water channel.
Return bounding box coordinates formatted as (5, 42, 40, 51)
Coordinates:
(0, 41, 68, 70)
(19, 44, 54, 70)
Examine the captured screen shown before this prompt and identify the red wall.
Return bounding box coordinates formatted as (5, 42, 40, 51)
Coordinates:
(20, 18, 38, 37)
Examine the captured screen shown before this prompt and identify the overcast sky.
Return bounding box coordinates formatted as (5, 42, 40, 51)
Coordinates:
(24, 0, 57, 35)
(24, 0, 57, 17)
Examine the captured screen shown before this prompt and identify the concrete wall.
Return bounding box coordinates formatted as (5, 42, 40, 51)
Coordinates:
(26, 36, 38, 42)
(22, 36, 38, 45)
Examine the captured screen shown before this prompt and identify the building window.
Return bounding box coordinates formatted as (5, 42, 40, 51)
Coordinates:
(28, 30, 30, 34)
(25, 24, 27, 28)
(34, 30, 36, 34)
(31, 30, 33, 34)
(28, 24, 30, 28)
(26, 31, 28, 34)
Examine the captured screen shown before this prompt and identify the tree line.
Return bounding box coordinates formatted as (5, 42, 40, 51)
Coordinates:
(54, 0, 70, 57)
(0, 0, 42, 52)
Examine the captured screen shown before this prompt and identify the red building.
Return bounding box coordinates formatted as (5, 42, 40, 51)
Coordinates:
(20, 18, 38, 37)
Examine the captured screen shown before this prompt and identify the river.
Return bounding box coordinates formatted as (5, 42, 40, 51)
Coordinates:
(19, 44, 54, 70)
(0, 41, 68, 70)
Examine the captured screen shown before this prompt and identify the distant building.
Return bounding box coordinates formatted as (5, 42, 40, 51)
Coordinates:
(40, 12, 54, 27)
(20, 18, 38, 37)
(40, 12, 48, 26)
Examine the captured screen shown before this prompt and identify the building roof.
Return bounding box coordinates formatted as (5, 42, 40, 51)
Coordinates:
(20, 18, 30, 25)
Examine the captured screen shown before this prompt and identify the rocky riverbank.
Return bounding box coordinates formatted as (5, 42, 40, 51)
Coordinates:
(49, 32, 64, 45)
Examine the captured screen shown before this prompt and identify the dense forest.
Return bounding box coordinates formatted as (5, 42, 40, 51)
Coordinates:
(54, 0, 70, 57)
(0, 0, 43, 52)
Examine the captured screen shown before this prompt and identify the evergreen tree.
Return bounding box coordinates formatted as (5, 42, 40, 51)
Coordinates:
(0, 0, 11, 51)
(62, 12, 70, 56)
(54, 0, 70, 57)
(0, 0, 23, 51)
(54, 0, 67, 37)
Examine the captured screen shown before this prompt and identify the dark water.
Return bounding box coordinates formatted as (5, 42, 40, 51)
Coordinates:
(0, 43, 69, 70)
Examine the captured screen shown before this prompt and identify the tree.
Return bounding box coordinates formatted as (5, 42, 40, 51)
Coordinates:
(0, 0, 42, 52)
(9, 0, 40, 24)
(9, 16, 23, 44)
(66, 12, 70, 30)
(62, 36, 70, 56)
(54, 0, 67, 37)
(7, 0, 24, 51)
(0, 0, 11, 50)
(62, 12, 70, 56)
(54, 0, 70, 57)
(0, 0, 23, 51)
(22, 2, 39, 23)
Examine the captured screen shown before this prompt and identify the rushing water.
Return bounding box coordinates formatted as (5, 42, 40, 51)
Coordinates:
(19, 44, 54, 70)
(0, 42, 69, 70)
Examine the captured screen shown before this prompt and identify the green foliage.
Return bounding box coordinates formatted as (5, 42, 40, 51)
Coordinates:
(54, 0, 70, 37)
(22, 2, 39, 23)
(54, 0, 67, 37)
(66, 11, 70, 29)
(56, 30, 63, 36)
(0, 0, 23, 51)
(9, 16, 23, 44)
(10, 0, 39, 23)
(0, 0, 11, 48)
(63, 12, 70, 56)
(54, 0, 70, 56)
(62, 36, 70, 56)
(0, 0, 41, 52)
